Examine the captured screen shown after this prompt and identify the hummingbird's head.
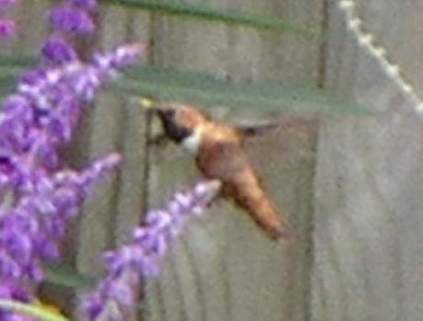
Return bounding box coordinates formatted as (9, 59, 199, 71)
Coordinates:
(154, 103, 211, 154)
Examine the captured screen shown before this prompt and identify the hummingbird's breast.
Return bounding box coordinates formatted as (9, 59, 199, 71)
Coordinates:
(195, 125, 247, 182)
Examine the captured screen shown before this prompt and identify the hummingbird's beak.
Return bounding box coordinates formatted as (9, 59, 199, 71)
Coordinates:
(139, 97, 156, 110)
(138, 97, 172, 117)
(138, 98, 177, 131)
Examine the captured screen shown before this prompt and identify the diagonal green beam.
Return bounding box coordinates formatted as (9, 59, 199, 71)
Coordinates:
(104, 0, 318, 37)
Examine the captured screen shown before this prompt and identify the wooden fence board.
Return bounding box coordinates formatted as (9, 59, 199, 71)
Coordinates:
(312, 1, 423, 320)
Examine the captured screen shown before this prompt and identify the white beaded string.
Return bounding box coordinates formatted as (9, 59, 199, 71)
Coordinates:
(338, 0, 423, 113)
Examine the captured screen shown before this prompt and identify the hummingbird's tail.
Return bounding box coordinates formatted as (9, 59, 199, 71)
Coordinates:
(246, 194, 291, 240)
(227, 172, 291, 240)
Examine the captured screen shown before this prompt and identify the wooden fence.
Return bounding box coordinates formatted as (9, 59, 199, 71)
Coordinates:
(2, 0, 423, 320)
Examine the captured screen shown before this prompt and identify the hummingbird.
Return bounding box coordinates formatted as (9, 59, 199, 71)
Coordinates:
(145, 100, 291, 240)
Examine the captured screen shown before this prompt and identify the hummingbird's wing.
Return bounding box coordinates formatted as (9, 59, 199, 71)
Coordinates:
(236, 115, 318, 140)
(197, 136, 291, 240)
(236, 122, 280, 137)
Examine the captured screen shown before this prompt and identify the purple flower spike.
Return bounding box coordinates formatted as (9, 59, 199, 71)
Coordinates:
(0, 42, 142, 196)
(49, 6, 95, 34)
(80, 180, 222, 321)
(0, 0, 143, 319)
(0, 154, 121, 287)
(0, 154, 121, 321)
(0, 39, 142, 321)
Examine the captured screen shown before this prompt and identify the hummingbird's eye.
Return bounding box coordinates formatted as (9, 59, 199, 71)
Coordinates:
(157, 108, 191, 143)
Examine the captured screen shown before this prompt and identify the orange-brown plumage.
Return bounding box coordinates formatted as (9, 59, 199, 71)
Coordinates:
(154, 103, 290, 240)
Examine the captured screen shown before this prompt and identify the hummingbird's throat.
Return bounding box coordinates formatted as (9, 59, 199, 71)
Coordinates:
(181, 127, 203, 155)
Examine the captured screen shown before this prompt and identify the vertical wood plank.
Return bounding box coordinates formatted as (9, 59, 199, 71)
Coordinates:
(112, 11, 151, 246)
(74, 6, 133, 274)
(313, 1, 423, 320)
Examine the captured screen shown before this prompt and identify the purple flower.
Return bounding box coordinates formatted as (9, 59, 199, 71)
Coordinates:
(0, 154, 121, 290)
(0, 281, 34, 321)
(41, 37, 79, 65)
(0, 19, 16, 38)
(48, 6, 95, 34)
(71, 0, 97, 11)
(42, 0, 97, 65)
(0, 0, 17, 39)
(0, 19, 15, 38)
(80, 180, 222, 321)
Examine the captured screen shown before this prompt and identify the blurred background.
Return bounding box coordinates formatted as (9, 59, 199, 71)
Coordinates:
(1, 0, 423, 321)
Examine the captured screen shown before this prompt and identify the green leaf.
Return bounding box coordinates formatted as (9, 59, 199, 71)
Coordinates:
(114, 66, 370, 115)
(0, 299, 70, 321)
(45, 263, 96, 290)
(0, 55, 35, 95)
(0, 55, 369, 116)
(0, 55, 36, 67)
(105, 0, 317, 37)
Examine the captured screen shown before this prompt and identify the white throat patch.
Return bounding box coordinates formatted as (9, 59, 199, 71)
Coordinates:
(181, 127, 203, 155)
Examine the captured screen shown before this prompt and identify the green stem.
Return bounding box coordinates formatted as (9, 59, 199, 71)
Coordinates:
(105, 0, 316, 37)
(0, 299, 70, 321)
